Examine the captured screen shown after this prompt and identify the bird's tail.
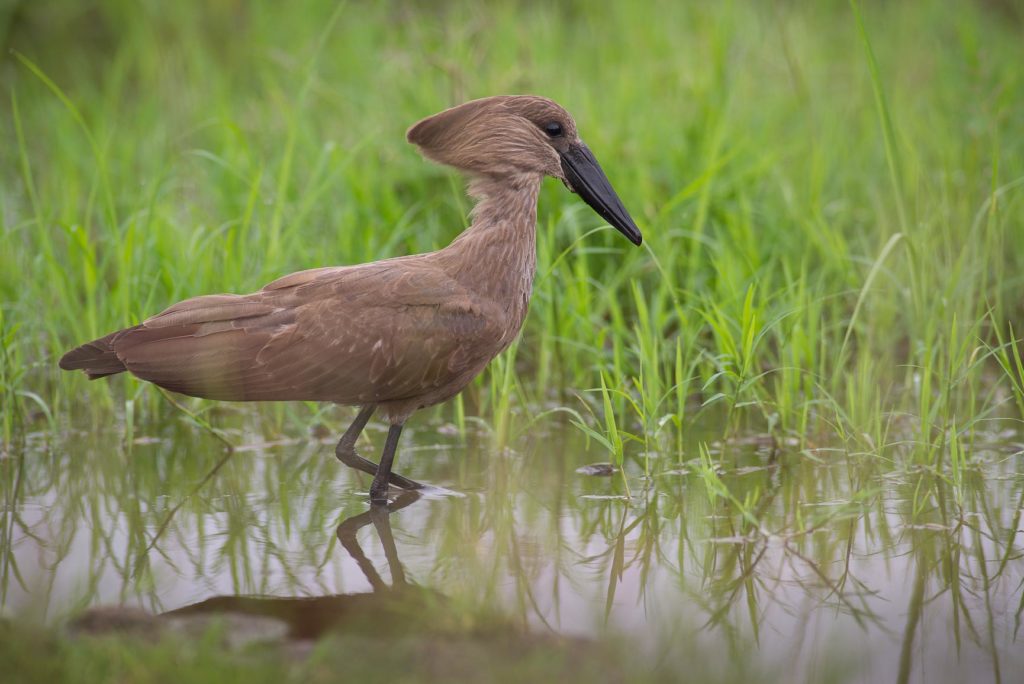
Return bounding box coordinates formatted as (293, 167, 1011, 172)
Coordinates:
(59, 329, 132, 379)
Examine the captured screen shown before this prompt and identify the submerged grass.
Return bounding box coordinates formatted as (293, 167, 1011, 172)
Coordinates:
(1, 0, 1023, 474)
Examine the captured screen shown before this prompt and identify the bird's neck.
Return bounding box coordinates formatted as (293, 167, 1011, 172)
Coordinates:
(440, 173, 541, 308)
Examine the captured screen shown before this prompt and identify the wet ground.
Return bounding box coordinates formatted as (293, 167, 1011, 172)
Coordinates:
(2, 405, 1022, 683)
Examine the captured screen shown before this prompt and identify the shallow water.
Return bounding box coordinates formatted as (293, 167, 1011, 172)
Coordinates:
(3, 405, 1022, 683)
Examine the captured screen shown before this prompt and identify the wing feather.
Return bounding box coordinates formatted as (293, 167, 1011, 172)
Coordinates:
(108, 259, 501, 405)
(145, 294, 276, 328)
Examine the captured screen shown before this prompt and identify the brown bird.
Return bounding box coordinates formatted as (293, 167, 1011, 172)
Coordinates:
(60, 95, 643, 502)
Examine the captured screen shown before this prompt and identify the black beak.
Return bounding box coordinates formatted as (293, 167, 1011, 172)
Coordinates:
(559, 142, 642, 246)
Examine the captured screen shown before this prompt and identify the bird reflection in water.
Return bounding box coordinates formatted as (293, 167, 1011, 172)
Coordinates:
(162, 491, 447, 640)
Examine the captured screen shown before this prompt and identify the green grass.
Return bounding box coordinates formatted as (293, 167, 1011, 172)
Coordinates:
(2, 0, 1023, 475)
(1, 618, 693, 684)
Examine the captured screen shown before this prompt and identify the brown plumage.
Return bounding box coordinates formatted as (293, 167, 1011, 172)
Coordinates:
(60, 95, 643, 502)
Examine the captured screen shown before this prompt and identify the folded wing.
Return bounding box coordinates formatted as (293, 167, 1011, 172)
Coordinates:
(62, 259, 499, 404)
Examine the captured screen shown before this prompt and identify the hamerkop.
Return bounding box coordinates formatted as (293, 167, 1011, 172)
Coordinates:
(60, 95, 643, 502)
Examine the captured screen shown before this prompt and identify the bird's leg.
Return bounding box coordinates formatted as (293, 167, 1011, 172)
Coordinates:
(335, 407, 423, 491)
(336, 405, 376, 457)
(369, 423, 403, 503)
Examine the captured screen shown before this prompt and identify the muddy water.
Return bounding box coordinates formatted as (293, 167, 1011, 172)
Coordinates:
(2, 406, 1022, 683)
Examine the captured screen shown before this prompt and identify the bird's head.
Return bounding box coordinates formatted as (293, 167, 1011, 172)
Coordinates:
(407, 95, 642, 246)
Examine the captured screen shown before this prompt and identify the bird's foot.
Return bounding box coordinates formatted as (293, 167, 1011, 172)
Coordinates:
(369, 477, 391, 504)
(335, 444, 425, 491)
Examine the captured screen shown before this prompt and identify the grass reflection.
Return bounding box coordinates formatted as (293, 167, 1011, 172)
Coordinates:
(2, 405, 1022, 682)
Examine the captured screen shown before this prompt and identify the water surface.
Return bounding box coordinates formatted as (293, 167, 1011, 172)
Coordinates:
(3, 406, 1022, 683)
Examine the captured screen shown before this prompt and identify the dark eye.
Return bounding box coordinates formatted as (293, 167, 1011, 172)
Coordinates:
(543, 121, 563, 138)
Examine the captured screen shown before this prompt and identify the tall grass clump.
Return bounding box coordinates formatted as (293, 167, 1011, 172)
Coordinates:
(0, 0, 1021, 465)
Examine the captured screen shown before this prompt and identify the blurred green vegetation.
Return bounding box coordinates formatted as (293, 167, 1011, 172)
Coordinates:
(0, 619, 668, 684)
(1, 0, 1023, 470)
